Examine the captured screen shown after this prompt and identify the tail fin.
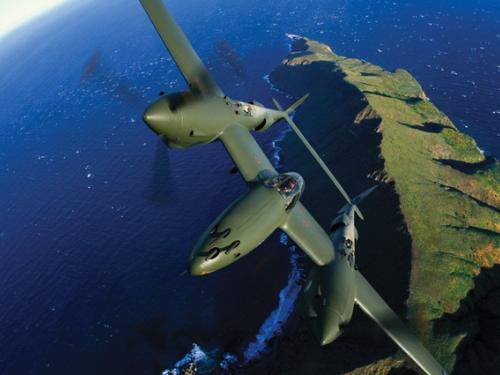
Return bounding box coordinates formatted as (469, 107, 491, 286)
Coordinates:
(338, 186, 378, 219)
(352, 185, 378, 206)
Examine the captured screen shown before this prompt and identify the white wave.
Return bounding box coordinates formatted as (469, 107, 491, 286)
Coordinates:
(160, 243, 305, 373)
(161, 343, 208, 375)
(271, 126, 292, 168)
(242, 240, 304, 364)
(285, 33, 303, 41)
(262, 74, 289, 97)
(219, 353, 238, 371)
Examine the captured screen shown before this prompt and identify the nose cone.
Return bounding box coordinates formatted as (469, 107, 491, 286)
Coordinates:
(311, 310, 343, 346)
(188, 255, 212, 276)
(187, 235, 219, 276)
(313, 322, 342, 346)
(143, 99, 171, 135)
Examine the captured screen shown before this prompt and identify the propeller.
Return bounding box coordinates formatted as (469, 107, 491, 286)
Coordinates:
(80, 51, 141, 104)
(146, 137, 174, 203)
(273, 96, 365, 220)
(213, 40, 247, 81)
(81, 52, 173, 201)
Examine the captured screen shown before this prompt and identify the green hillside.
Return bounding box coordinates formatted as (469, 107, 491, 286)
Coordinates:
(266, 37, 500, 374)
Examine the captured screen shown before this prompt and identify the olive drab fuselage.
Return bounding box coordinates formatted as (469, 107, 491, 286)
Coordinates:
(143, 92, 280, 148)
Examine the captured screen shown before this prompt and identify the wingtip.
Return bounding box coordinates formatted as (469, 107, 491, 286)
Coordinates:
(354, 206, 365, 221)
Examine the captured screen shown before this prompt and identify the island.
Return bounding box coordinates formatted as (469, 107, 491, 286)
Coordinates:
(250, 36, 500, 375)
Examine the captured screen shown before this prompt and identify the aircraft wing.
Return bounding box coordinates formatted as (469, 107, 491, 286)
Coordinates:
(139, 0, 224, 97)
(280, 203, 335, 266)
(219, 124, 277, 183)
(354, 271, 447, 375)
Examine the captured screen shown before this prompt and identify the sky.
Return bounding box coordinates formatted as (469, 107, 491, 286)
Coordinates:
(0, 0, 71, 38)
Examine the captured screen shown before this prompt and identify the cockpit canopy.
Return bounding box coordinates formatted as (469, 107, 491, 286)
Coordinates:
(228, 99, 254, 116)
(264, 172, 305, 210)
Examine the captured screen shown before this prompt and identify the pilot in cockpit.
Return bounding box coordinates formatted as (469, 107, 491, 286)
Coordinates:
(264, 173, 304, 210)
(282, 178, 297, 194)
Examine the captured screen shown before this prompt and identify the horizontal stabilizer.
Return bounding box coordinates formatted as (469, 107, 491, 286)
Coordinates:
(338, 186, 378, 219)
(273, 96, 366, 219)
(284, 93, 310, 116)
(139, 0, 223, 96)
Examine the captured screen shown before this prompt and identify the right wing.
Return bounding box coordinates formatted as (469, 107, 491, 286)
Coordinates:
(354, 271, 447, 375)
(139, 0, 224, 97)
(281, 203, 335, 266)
(219, 124, 276, 183)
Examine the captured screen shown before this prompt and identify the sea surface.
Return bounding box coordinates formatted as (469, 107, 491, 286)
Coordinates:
(0, 0, 498, 374)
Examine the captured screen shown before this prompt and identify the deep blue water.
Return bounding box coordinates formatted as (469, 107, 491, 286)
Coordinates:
(0, 0, 498, 374)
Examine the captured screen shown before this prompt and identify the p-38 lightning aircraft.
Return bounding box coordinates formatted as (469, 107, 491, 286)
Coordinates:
(272, 104, 448, 375)
(138, 1, 447, 373)
(139, 0, 334, 275)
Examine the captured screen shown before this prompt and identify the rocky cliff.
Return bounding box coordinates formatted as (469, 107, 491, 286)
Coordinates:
(256, 36, 500, 374)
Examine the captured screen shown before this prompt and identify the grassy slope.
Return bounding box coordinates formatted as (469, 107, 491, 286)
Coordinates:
(278, 38, 500, 373)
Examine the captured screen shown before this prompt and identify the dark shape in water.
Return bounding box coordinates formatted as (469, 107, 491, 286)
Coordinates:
(135, 314, 169, 352)
(80, 50, 141, 104)
(81, 51, 102, 83)
(214, 40, 247, 80)
(147, 139, 174, 204)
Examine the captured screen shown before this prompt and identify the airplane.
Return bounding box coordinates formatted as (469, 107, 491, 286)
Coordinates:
(138, 0, 335, 275)
(272, 103, 448, 375)
(138, 2, 447, 373)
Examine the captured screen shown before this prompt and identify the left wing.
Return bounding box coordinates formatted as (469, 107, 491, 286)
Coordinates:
(219, 124, 276, 183)
(354, 271, 447, 375)
(280, 203, 335, 266)
(139, 0, 223, 97)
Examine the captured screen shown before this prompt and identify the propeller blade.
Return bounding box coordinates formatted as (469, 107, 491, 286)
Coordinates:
(273, 97, 364, 220)
(147, 138, 173, 203)
(214, 40, 247, 80)
(139, 0, 223, 97)
(80, 51, 141, 104)
(81, 51, 102, 83)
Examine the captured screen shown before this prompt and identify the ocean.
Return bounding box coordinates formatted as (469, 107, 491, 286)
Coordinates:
(0, 0, 498, 373)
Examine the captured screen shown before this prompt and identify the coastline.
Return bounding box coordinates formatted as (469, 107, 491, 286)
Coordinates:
(258, 36, 500, 374)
